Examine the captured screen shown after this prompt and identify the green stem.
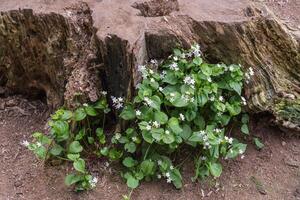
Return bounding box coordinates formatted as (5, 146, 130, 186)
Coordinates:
(143, 144, 152, 160)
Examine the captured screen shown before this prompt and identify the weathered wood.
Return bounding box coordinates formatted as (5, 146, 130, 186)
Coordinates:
(0, 1, 299, 131)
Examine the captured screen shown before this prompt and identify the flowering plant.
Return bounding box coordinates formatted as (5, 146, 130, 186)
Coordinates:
(117, 44, 251, 189)
(23, 45, 253, 194)
(22, 95, 111, 191)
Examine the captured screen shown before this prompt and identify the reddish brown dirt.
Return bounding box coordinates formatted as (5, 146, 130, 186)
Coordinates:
(0, 95, 299, 200)
(0, 0, 300, 200)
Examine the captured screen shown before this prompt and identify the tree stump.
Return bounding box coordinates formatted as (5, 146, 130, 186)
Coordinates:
(0, 0, 299, 131)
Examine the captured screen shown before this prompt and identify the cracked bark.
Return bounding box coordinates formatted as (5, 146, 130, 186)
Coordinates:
(0, 2, 299, 132)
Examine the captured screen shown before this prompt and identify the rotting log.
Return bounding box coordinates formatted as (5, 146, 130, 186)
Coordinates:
(0, 0, 299, 132)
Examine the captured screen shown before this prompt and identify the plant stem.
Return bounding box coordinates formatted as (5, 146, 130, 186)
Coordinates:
(143, 144, 152, 160)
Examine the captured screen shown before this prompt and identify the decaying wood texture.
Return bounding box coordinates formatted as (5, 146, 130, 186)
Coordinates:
(0, 0, 299, 131)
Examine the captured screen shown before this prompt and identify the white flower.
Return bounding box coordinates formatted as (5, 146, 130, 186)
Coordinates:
(167, 177, 172, 183)
(83, 103, 88, 107)
(165, 172, 170, 177)
(239, 150, 244, 154)
(150, 59, 158, 65)
(179, 113, 185, 121)
(170, 165, 174, 170)
(219, 96, 224, 102)
(115, 133, 121, 140)
(159, 87, 163, 92)
(21, 140, 30, 147)
(199, 130, 206, 135)
(228, 138, 233, 144)
(36, 142, 42, 147)
(184, 76, 195, 86)
(153, 121, 160, 128)
(210, 96, 215, 101)
(144, 97, 153, 106)
(150, 78, 155, 83)
(173, 56, 178, 61)
(186, 52, 193, 58)
(157, 160, 162, 165)
(132, 136, 137, 142)
(165, 130, 170, 135)
(138, 65, 146, 72)
(241, 97, 247, 105)
(229, 65, 234, 71)
(89, 177, 98, 188)
(241, 155, 245, 159)
(214, 128, 222, 133)
(146, 124, 152, 131)
(200, 156, 207, 161)
(160, 71, 167, 79)
(170, 93, 175, 97)
(136, 110, 141, 116)
(100, 91, 107, 96)
(111, 96, 124, 109)
(170, 63, 179, 71)
(207, 77, 212, 82)
(157, 174, 162, 179)
(249, 67, 254, 76)
(149, 69, 154, 74)
(191, 44, 201, 57)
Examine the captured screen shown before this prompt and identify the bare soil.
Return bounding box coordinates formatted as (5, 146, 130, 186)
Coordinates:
(0, 0, 300, 200)
(0, 95, 299, 200)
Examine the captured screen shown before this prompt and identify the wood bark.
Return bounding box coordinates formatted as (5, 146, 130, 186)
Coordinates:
(0, 1, 299, 131)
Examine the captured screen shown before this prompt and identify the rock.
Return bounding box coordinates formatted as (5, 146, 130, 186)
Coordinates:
(0, 0, 299, 132)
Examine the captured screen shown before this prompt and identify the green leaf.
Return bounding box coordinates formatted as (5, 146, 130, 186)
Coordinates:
(242, 114, 249, 124)
(67, 153, 80, 161)
(61, 110, 73, 120)
(197, 93, 208, 107)
(140, 160, 155, 176)
(73, 158, 86, 173)
(34, 146, 47, 159)
(229, 82, 242, 95)
(69, 141, 83, 153)
(163, 133, 175, 144)
(180, 124, 192, 140)
(241, 124, 249, 135)
(85, 106, 97, 116)
(150, 95, 161, 110)
(108, 149, 123, 160)
(74, 108, 87, 121)
(154, 111, 168, 124)
(170, 169, 182, 189)
(49, 144, 64, 156)
(142, 131, 154, 144)
(96, 128, 106, 144)
(188, 132, 203, 142)
(88, 137, 95, 144)
(226, 102, 241, 116)
(163, 72, 178, 85)
(126, 175, 139, 189)
(65, 174, 82, 186)
(122, 157, 136, 168)
(120, 105, 136, 120)
(75, 129, 85, 141)
(100, 147, 109, 156)
(194, 115, 205, 129)
(200, 63, 212, 76)
(124, 142, 136, 153)
(254, 138, 264, 150)
(193, 57, 202, 65)
(208, 162, 222, 177)
(151, 128, 164, 141)
(168, 117, 182, 134)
